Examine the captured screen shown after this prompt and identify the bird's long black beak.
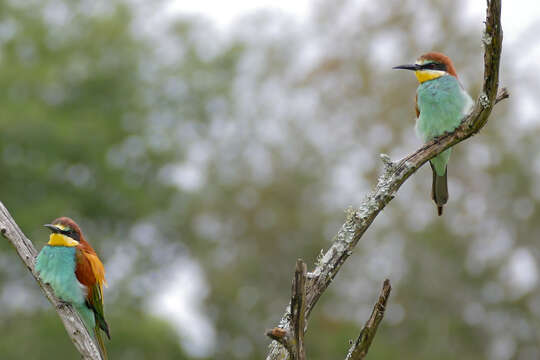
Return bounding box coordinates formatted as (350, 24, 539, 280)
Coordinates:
(44, 224, 60, 233)
(393, 64, 421, 71)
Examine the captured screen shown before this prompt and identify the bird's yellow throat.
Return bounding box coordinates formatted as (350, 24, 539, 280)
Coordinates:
(415, 69, 445, 83)
(47, 225, 79, 247)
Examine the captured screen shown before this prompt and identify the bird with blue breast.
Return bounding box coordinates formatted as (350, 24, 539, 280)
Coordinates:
(394, 52, 473, 215)
(36, 216, 110, 359)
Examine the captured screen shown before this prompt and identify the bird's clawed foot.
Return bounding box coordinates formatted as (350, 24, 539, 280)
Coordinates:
(56, 299, 71, 310)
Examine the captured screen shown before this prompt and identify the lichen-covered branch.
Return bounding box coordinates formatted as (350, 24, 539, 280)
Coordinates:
(266, 1, 505, 359)
(266, 327, 296, 357)
(0, 201, 102, 360)
(345, 280, 392, 360)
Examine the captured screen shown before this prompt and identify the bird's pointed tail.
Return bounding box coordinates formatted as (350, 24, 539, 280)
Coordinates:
(430, 163, 448, 216)
(94, 325, 108, 360)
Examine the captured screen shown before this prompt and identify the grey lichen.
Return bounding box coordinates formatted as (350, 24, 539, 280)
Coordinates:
(379, 153, 396, 172)
(355, 154, 410, 222)
(266, 341, 288, 360)
(404, 161, 414, 174)
(345, 206, 356, 221)
(314, 248, 325, 268)
(479, 93, 490, 108)
(482, 32, 492, 46)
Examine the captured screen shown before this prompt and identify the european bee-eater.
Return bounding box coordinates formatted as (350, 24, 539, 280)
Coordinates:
(394, 52, 473, 215)
(36, 217, 110, 359)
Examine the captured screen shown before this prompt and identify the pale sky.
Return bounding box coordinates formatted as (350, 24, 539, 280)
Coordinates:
(165, 0, 312, 27)
(165, 0, 540, 41)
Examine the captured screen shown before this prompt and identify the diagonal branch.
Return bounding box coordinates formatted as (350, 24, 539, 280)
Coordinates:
(345, 279, 392, 360)
(0, 201, 102, 360)
(266, 1, 505, 359)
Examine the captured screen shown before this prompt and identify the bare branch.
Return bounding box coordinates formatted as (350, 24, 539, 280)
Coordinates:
(291, 259, 307, 360)
(0, 201, 102, 360)
(266, 259, 308, 360)
(345, 280, 392, 360)
(266, 1, 505, 359)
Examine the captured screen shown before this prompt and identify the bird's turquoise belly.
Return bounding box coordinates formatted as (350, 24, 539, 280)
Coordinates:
(415, 75, 471, 176)
(415, 75, 469, 142)
(35, 246, 86, 306)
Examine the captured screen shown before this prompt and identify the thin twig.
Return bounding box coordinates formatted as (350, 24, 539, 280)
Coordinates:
(345, 279, 392, 360)
(495, 87, 509, 104)
(266, 1, 505, 359)
(0, 201, 102, 360)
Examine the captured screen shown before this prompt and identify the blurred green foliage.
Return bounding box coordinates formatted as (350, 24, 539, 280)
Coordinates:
(0, 309, 188, 359)
(0, 1, 176, 230)
(0, 0, 539, 359)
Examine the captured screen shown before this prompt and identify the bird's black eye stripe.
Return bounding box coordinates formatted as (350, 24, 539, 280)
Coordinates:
(60, 228, 79, 240)
(421, 62, 446, 71)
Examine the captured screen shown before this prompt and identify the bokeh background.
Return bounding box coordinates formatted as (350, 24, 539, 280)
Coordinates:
(1, 0, 539, 359)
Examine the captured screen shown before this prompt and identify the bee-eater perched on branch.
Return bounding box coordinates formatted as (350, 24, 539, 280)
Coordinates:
(36, 217, 110, 359)
(394, 52, 473, 215)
